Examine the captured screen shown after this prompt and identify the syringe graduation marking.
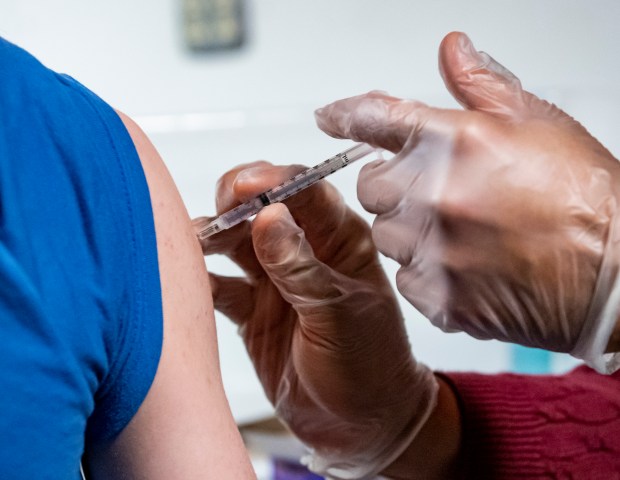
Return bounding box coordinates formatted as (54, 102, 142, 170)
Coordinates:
(259, 193, 270, 206)
(197, 143, 374, 240)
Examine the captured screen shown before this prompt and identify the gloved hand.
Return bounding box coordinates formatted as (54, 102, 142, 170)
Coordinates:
(315, 31, 620, 373)
(193, 163, 438, 479)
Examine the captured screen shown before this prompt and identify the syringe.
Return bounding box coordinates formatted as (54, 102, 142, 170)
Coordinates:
(196, 143, 375, 240)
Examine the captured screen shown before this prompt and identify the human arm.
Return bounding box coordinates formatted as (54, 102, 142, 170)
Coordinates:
(84, 113, 255, 479)
(315, 32, 620, 373)
(195, 163, 461, 479)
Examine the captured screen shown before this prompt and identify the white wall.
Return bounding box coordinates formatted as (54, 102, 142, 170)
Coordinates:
(4, 0, 620, 116)
(3, 0, 619, 422)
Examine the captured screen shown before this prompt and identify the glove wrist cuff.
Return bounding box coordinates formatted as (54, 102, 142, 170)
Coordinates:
(301, 364, 438, 480)
(572, 209, 620, 373)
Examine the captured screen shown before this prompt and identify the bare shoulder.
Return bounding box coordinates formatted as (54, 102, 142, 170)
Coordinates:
(86, 111, 255, 479)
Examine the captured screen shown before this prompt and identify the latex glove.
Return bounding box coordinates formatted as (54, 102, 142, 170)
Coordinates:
(193, 163, 437, 479)
(315, 31, 620, 374)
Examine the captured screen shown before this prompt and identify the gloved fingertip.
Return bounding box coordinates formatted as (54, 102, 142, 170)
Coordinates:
(464, 39, 513, 82)
(253, 203, 297, 235)
(313, 106, 326, 118)
(449, 32, 513, 80)
(455, 31, 482, 64)
(315, 91, 394, 115)
(234, 163, 304, 200)
(367, 89, 392, 97)
(316, 92, 417, 152)
(439, 32, 485, 77)
(439, 31, 525, 116)
(215, 160, 273, 212)
(252, 204, 302, 261)
(314, 103, 345, 139)
(233, 165, 271, 198)
(315, 92, 385, 139)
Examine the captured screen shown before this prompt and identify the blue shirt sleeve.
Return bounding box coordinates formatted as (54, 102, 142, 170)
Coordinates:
(0, 37, 163, 478)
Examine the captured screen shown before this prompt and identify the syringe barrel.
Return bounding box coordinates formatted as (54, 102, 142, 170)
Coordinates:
(265, 144, 374, 204)
(218, 196, 265, 229)
(196, 143, 375, 239)
(342, 143, 375, 162)
(267, 165, 333, 203)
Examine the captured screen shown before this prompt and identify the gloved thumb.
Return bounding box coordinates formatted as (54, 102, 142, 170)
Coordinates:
(439, 31, 544, 119)
(252, 203, 342, 308)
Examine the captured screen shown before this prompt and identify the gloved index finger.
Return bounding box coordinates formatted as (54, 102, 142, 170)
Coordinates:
(314, 91, 435, 154)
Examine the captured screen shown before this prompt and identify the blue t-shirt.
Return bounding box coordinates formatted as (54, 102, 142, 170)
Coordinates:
(0, 38, 163, 478)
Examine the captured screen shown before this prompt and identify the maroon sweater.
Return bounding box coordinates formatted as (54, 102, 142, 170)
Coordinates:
(442, 366, 620, 478)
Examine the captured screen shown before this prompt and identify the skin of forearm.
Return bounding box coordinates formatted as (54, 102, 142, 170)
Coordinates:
(606, 316, 620, 352)
(380, 376, 462, 480)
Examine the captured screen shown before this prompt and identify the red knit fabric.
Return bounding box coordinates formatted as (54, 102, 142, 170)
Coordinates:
(441, 366, 620, 479)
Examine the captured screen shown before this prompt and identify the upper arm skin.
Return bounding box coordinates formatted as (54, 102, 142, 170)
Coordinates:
(86, 112, 255, 479)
